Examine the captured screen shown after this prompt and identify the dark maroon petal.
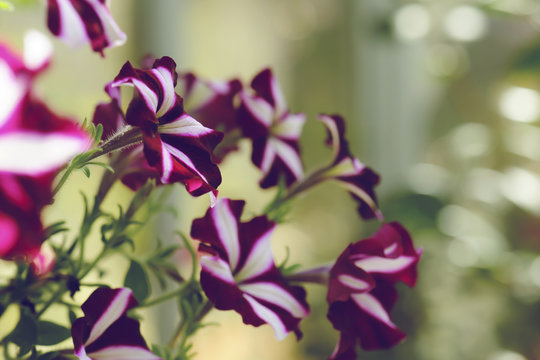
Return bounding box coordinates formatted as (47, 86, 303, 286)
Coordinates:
(337, 165, 381, 220)
(250, 68, 275, 107)
(318, 114, 352, 165)
(192, 198, 309, 339)
(328, 333, 357, 360)
(46, 0, 126, 55)
(71, 287, 160, 359)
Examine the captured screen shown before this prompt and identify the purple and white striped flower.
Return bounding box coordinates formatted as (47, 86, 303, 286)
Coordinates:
(46, 0, 126, 56)
(108, 57, 223, 203)
(327, 222, 422, 359)
(179, 72, 243, 162)
(0, 33, 89, 260)
(318, 114, 382, 220)
(191, 198, 310, 340)
(71, 287, 161, 360)
(238, 68, 306, 188)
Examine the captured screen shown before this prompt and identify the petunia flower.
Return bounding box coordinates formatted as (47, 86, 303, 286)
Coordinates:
(238, 68, 306, 188)
(92, 84, 160, 191)
(46, 0, 126, 56)
(178, 72, 243, 162)
(191, 198, 310, 340)
(107, 57, 223, 204)
(318, 114, 382, 220)
(0, 173, 53, 259)
(326, 222, 422, 359)
(0, 32, 89, 260)
(71, 287, 161, 360)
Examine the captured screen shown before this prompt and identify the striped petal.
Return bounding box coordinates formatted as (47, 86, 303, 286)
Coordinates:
(326, 222, 421, 354)
(72, 287, 160, 360)
(47, 0, 126, 55)
(238, 68, 306, 188)
(192, 198, 309, 340)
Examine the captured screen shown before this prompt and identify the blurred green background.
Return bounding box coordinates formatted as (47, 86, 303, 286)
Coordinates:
(4, 0, 540, 359)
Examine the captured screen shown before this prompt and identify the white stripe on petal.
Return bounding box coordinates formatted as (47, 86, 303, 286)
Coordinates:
(270, 75, 287, 118)
(234, 226, 275, 282)
(211, 198, 240, 270)
(318, 114, 340, 160)
(158, 114, 214, 137)
(55, 0, 89, 47)
(337, 180, 381, 219)
(86, 0, 126, 48)
(241, 92, 273, 128)
(23, 30, 52, 71)
(351, 292, 397, 328)
(337, 274, 371, 291)
(273, 113, 305, 140)
(152, 66, 176, 117)
(243, 293, 288, 341)
(160, 142, 173, 183)
(268, 137, 303, 180)
(86, 288, 132, 346)
(200, 256, 235, 284)
(113, 78, 158, 114)
(260, 143, 276, 175)
(162, 143, 210, 184)
(239, 282, 308, 318)
(0, 132, 88, 175)
(354, 256, 416, 274)
(88, 345, 161, 360)
(0, 61, 24, 128)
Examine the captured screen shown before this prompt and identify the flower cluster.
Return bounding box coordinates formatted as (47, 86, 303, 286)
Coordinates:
(0, 4, 422, 360)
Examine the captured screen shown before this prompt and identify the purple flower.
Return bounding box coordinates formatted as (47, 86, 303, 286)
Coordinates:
(179, 72, 243, 162)
(318, 114, 382, 220)
(191, 198, 310, 340)
(238, 68, 306, 188)
(107, 57, 223, 203)
(71, 287, 161, 360)
(46, 0, 126, 56)
(327, 222, 421, 358)
(0, 32, 89, 260)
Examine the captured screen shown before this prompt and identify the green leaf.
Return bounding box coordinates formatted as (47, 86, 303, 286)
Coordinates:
(36, 321, 71, 345)
(4, 309, 37, 356)
(81, 166, 91, 178)
(68, 310, 78, 324)
(124, 260, 150, 302)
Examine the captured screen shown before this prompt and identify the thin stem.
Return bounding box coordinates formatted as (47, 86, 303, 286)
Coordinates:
(138, 285, 187, 309)
(265, 166, 330, 215)
(168, 300, 214, 350)
(285, 264, 333, 285)
(36, 284, 65, 318)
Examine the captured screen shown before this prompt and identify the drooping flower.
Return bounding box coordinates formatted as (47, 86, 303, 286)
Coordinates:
(178, 72, 243, 162)
(71, 287, 161, 360)
(326, 222, 422, 359)
(107, 57, 223, 203)
(0, 32, 89, 260)
(318, 114, 382, 220)
(238, 68, 306, 188)
(46, 0, 126, 56)
(191, 198, 310, 340)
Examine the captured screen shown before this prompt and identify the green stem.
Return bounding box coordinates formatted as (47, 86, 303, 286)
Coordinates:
(169, 300, 214, 350)
(36, 284, 65, 318)
(138, 285, 187, 309)
(265, 166, 330, 215)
